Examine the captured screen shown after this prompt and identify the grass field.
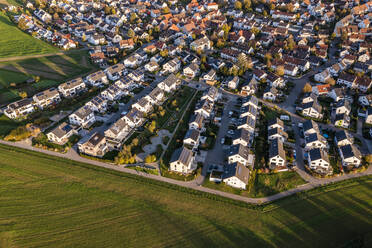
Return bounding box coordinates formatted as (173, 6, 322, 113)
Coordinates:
(203, 171, 306, 198)
(0, 51, 96, 105)
(0, 144, 371, 247)
(0, 12, 58, 58)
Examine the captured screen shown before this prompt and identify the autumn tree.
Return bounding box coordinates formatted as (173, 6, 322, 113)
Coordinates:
(127, 28, 135, 38)
(276, 65, 285, 76)
(303, 83, 312, 93)
(325, 77, 336, 85)
(235, 0, 242, 10)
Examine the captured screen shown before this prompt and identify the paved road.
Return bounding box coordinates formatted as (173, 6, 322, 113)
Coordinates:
(1, 139, 371, 204)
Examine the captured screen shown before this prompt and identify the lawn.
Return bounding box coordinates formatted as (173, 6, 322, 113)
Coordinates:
(0, 114, 25, 138)
(203, 171, 306, 198)
(0, 144, 371, 247)
(0, 51, 96, 105)
(0, 12, 58, 58)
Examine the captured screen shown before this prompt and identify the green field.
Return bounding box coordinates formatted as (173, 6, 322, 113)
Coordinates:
(203, 171, 306, 198)
(0, 12, 58, 58)
(0, 51, 96, 105)
(0, 144, 371, 247)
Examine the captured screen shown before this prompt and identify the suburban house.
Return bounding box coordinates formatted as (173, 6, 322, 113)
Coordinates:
(334, 130, 354, 147)
(78, 132, 108, 158)
(302, 100, 323, 119)
(123, 108, 144, 128)
(241, 77, 258, 96)
(334, 113, 351, 128)
(4, 98, 34, 119)
(47, 122, 75, 145)
(222, 162, 250, 190)
(328, 88, 344, 102)
(104, 63, 126, 81)
(303, 120, 320, 137)
(100, 84, 124, 101)
(132, 97, 153, 114)
(85, 70, 108, 87)
(337, 72, 357, 88)
(190, 36, 211, 51)
(157, 74, 180, 92)
(263, 86, 279, 101)
(268, 138, 286, 170)
(314, 69, 331, 83)
(183, 63, 200, 78)
(335, 100, 351, 115)
(203, 69, 217, 85)
(201, 87, 219, 102)
(104, 118, 131, 150)
(228, 144, 252, 166)
(338, 144, 362, 168)
(305, 132, 328, 150)
(268, 127, 288, 142)
(69, 106, 95, 128)
(238, 116, 256, 134)
(85, 95, 107, 113)
(228, 76, 240, 90)
(162, 58, 181, 74)
(145, 87, 165, 105)
(33, 88, 61, 109)
(232, 128, 252, 147)
(183, 129, 200, 150)
(268, 118, 284, 131)
(169, 147, 197, 174)
(189, 114, 205, 131)
(308, 148, 331, 174)
(58, 77, 86, 98)
(194, 100, 214, 119)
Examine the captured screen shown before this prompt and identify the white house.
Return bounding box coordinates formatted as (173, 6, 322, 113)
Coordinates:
(47, 122, 75, 145)
(33, 88, 61, 109)
(222, 162, 250, 190)
(4, 98, 34, 119)
(268, 138, 286, 170)
(308, 148, 331, 174)
(169, 147, 197, 174)
(69, 106, 95, 128)
(58, 77, 86, 98)
(338, 144, 362, 168)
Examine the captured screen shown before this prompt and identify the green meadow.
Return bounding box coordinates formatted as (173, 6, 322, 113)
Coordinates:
(0, 144, 371, 247)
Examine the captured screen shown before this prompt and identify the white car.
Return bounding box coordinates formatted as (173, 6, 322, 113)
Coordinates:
(221, 138, 225, 144)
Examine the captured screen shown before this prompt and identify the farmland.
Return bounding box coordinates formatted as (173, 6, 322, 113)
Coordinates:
(0, 12, 58, 58)
(0, 144, 371, 248)
(0, 51, 96, 105)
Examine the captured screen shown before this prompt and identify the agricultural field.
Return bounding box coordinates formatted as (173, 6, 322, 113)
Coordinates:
(0, 51, 96, 105)
(0, 144, 371, 248)
(0, 12, 58, 58)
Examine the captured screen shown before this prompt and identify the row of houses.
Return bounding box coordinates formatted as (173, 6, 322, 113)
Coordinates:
(77, 74, 180, 157)
(169, 87, 220, 174)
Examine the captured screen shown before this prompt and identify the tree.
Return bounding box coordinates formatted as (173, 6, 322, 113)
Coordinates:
(127, 28, 135, 38)
(145, 155, 156, 163)
(276, 65, 285, 76)
(303, 83, 312, 93)
(18, 91, 27, 98)
(147, 120, 156, 133)
(235, 0, 242, 10)
(162, 7, 170, 14)
(325, 78, 336, 86)
(243, 0, 251, 10)
(130, 13, 137, 23)
(237, 53, 251, 71)
(159, 49, 168, 57)
(365, 154, 372, 164)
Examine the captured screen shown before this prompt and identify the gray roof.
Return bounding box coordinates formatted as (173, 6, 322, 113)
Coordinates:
(303, 120, 319, 133)
(184, 129, 200, 142)
(49, 122, 73, 139)
(170, 146, 193, 166)
(269, 138, 285, 159)
(73, 106, 93, 120)
(340, 144, 361, 159)
(309, 148, 329, 163)
(229, 144, 250, 160)
(223, 162, 249, 184)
